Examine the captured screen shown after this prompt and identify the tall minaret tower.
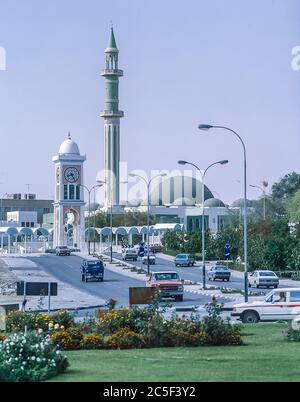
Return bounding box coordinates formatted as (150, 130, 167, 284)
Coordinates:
(100, 27, 124, 207)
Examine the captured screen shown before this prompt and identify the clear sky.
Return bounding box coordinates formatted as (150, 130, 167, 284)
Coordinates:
(0, 0, 299, 204)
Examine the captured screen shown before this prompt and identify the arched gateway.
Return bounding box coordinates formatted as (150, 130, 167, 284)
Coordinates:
(52, 133, 86, 249)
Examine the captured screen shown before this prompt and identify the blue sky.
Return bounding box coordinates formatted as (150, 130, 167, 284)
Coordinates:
(0, 0, 299, 203)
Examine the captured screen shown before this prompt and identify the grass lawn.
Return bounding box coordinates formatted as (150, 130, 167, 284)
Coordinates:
(48, 323, 300, 382)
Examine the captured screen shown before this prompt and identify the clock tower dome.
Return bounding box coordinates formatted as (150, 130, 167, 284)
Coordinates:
(52, 133, 86, 248)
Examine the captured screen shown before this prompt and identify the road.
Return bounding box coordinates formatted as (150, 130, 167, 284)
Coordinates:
(26, 254, 223, 308)
(110, 252, 295, 295)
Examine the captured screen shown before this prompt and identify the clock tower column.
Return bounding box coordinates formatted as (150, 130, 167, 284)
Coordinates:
(52, 134, 86, 249)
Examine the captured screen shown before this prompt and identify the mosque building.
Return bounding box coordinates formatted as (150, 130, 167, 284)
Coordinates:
(97, 27, 234, 233)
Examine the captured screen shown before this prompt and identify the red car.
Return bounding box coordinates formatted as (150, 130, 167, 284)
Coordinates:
(146, 271, 184, 301)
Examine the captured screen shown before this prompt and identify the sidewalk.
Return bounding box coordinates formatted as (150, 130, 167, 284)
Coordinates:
(0, 256, 106, 311)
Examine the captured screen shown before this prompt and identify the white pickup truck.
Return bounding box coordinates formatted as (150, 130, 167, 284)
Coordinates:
(231, 288, 300, 323)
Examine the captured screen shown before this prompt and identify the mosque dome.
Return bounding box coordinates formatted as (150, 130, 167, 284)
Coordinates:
(59, 134, 80, 155)
(140, 175, 214, 206)
(204, 198, 225, 207)
(231, 198, 252, 207)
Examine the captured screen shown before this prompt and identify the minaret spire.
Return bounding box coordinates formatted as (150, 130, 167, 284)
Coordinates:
(100, 27, 124, 207)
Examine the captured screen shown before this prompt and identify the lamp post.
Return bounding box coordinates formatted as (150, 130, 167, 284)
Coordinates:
(178, 159, 228, 290)
(128, 172, 167, 275)
(249, 182, 268, 220)
(198, 124, 248, 302)
(80, 183, 104, 255)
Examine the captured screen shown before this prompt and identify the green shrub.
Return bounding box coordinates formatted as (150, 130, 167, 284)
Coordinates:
(81, 334, 104, 350)
(6, 311, 34, 332)
(50, 310, 75, 329)
(51, 331, 73, 350)
(106, 328, 146, 349)
(0, 332, 69, 382)
(291, 272, 300, 281)
(66, 327, 84, 350)
(202, 300, 243, 346)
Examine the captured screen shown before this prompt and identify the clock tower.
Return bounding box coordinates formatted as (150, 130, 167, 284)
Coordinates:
(52, 133, 86, 248)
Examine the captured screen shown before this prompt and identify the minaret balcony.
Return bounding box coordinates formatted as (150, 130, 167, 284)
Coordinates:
(100, 110, 124, 118)
(101, 69, 123, 77)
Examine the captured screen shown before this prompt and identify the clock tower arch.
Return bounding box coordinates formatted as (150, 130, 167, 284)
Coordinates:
(52, 133, 86, 249)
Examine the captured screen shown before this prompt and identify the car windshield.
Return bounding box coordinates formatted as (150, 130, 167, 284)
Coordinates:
(216, 266, 229, 270)
(86, 261, 100, 266)
(259, 271, 276, 277)
(59, 246, 68, 249)
(176, 255, 187, 259)
(154, 273, 179, 281)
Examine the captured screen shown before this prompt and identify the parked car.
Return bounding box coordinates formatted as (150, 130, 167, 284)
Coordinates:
(207, 265, 231, 282)
(55, 246, 71, 256)
(122, 248, 138, 261)
(248, 270, 279, 288)
(231, 288, 300, 323)
(142, 252, 156, 265)
(174, 254, 195, 267)
(146, 271, 184, 301)
(80, 259, 104, 282)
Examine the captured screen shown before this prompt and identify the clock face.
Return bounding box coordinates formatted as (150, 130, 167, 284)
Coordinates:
(64, 167, 80, 183)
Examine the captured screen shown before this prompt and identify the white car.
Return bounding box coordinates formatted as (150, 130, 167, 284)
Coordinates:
(231, 288, 300, 323)
(248, 270, 279, 288)
(142, 253, 156, 265)
(122, 248, 138, 261)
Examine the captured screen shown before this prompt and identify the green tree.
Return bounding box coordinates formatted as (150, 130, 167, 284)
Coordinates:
(271, 172, 300, 199)
(284, 189, 300, 222)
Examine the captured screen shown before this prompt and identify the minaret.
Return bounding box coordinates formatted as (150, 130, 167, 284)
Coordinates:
(100, 27, 123, 207)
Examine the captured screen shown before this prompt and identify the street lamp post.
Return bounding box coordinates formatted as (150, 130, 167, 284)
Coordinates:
(178, 159, 228, 290)
(80, 183, 104, 255)
(198, 124, 248, 302)
(249, 183, 268, 220)
(128, 172, 167, 275)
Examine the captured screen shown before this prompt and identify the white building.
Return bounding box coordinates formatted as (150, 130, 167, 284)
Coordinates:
(6, 211, 37, 228)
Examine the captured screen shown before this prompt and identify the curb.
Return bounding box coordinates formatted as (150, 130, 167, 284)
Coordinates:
(25, 304, 106, 313)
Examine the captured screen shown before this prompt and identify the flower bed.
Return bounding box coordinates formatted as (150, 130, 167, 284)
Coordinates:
(0, 332, 69, 382)
(5, 302, 242, 351)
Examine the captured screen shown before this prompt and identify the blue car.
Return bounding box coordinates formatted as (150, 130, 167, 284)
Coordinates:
(174, 254, 195, 267)
(81, 259, 104, 282)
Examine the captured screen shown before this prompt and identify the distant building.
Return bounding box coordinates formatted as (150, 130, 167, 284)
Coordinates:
(6, 211, 37, 228)
(0, 194, 53, 225)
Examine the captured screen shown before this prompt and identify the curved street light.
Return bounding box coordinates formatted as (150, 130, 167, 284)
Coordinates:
(178, 159, 228, 289)
(249, 183, 268, 220)
(198, 124, 248, 302)
(128, 172, 167, 275)
(80, 182, 105, 255)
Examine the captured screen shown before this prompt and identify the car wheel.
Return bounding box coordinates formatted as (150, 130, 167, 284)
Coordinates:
(241, 310, 259, 324)
(222, 279, 225, 282)
(85, 277, 88, 283)
(213, 278, 215, 281)
(227, 279, 230, 282)
(101, 278, 104, 282)
(248, 282, 251, 287)
(274, 285, 278, 288)
(81, 275, 84, 282)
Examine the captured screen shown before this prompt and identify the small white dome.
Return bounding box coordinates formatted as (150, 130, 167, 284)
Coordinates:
(59, 136, 80, 155)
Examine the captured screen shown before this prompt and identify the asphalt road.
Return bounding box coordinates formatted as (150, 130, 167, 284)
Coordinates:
(26, 254, 221, 308)
(110, 252, 294, 294)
